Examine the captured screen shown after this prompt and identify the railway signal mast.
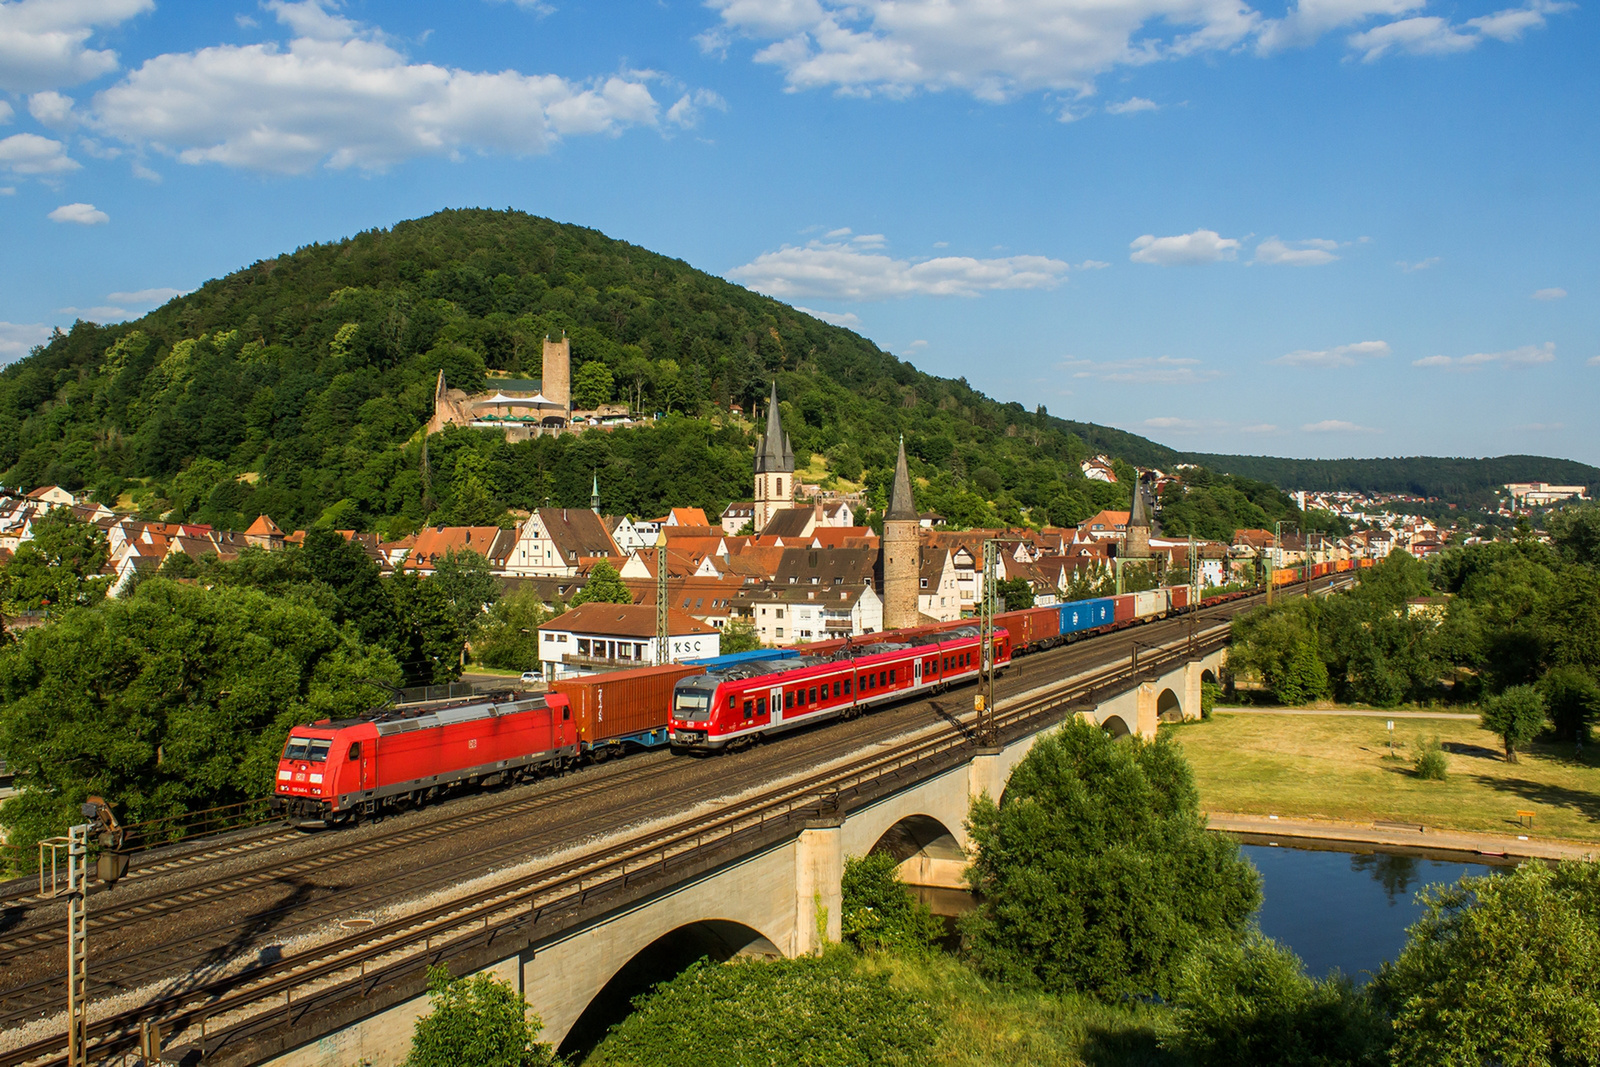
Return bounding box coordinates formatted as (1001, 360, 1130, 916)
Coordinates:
(977, 539, 999, 746)
(655, 530, 670, 666)
(39, 799, 116, 1067)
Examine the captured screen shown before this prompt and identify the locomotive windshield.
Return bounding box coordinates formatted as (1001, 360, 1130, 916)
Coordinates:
(283, 736, 332, 763)
(672, 677, 719, 721)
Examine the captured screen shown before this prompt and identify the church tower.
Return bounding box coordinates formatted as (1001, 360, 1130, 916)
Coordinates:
(752, 381, 795, 531)
(1123, 474, 1153, 561)
(882, 437, 921, 631)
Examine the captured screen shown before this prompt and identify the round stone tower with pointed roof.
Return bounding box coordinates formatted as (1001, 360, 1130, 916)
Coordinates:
(882, 437, 921, 631)
(753, 381, 796, 531)
(1123, 474, 1153, 561)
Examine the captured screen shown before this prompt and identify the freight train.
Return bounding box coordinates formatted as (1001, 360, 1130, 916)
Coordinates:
(274, 570, 1364, 822)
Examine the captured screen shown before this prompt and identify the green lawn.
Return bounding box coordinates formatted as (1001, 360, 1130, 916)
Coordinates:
(1165, 712, 1600, 843)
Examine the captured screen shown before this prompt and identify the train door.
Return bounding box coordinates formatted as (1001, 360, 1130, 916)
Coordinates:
(769, 686, 783, 725)
(348, 740, 370, 791)
(914, 659, 923, 687)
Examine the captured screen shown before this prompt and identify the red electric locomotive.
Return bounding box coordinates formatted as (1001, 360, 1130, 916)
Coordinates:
(667, 624, 1010, 752)
(273, 693, 578, 825)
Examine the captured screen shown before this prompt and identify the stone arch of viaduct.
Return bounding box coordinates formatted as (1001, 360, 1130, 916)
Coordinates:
(266, 648, 1224, 1067)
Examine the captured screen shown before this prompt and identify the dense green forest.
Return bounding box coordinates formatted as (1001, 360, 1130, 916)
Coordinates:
(1, 207, 1575, 540)
(0, 209, 1170, 536)
(1191, 453, 1599, 507)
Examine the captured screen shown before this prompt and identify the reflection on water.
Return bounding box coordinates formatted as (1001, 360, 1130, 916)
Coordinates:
(1241, 842, 1502, 981)
(1349, 851, 1421, 905)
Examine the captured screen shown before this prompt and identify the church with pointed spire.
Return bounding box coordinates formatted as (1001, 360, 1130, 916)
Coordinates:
(881, 436, 921, 631)
(753, 381, 797, 531)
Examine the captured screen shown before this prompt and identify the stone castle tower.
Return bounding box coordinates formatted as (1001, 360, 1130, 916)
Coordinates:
(543, 333, 571, 420)
(752, 381, 796, 531)
(1123, 475, 1153, 560)
(882, 437, 920, 631)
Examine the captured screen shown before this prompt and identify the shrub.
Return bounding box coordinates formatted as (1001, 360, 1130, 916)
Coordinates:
(406, 966, 558, 1067)
(1168, 933, 1390, 1067)
(841, 853, 944, 953)
(1412, 736, 1448, 780)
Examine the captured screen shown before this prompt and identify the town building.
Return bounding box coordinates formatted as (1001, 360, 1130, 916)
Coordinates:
(507, 508, 620, 577)
(752, 382, 796, 531)
(881, 437, 921, 630)
(537, 602, 720, 679)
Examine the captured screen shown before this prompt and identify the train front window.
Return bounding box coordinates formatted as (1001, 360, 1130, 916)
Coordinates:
(306, 739, 332, 763)
(284, 737, 311, 761)
(674, 690, 711, 722)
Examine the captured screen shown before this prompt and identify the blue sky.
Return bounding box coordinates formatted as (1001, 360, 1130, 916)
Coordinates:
(1, 0, 1595, 463)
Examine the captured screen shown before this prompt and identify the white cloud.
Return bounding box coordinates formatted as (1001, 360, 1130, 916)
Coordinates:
(705, 0, 1264, 101)
(794, 306, 862, 327)
(56, 304, 127, 320)
(1077, 259, 1110, 269)
(48, 201, 108, 224)
(1106, 97, 1159, 114)
(0, 0, 152, 94)
(489, 0, 557, 12)
(0, 186, 14, 195)
(1397, 256, 1440, 272)
(1143, 416, 1206, 431)
(1531, 287, 1566, 300)
(27, 90, 76, 129)
(1062, 355, 1221, 384)
(1240, 423, 1279, 433)
(1257, 0, 1423, 51)
(1345, 0, 1567, 61)
(1255, 236, 1340, 266)
(108, 286, 188, 305)
(904, 339, 929, 351)
(1129, 229, 1240, 265)
(1414, 342, 1556, 369)
(0, 132, 79, 175)
(84, 0, 684, 174)
(665, 88, 730, 128)
(1302, 419, 1379, 433)
(0, 321, 51, 363)
(1588, 355, 1600, 366)
(0, 100, 12, 124)
(1272, 340, 1389, 368)
(728, 238, 1070, 299)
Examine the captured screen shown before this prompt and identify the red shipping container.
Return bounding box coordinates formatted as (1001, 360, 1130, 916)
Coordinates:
(550, 663, 704, 746)
(1169, 585, 1190, 611)
(1113, 594, 1136, 624)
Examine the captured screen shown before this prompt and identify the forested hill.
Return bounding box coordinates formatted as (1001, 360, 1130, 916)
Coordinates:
(1189, 454, 1600, 504)
(0, 207, 1587, 534)
(0, 208, 1185, 534)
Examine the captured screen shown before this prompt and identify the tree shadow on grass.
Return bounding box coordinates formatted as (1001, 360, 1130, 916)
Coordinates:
(1467, 773, 1600, 824)
(1081, 1021, 1184, 1067)
(1442, 742, 1501, 759)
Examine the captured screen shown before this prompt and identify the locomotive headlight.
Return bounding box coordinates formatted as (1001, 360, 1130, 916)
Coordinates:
(309, 773, 324, 784)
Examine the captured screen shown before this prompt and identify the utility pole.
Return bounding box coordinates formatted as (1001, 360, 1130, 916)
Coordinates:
(654, 531, 669, 666)
(40, 800, 115, 1067)
(976, 539, 999, 746)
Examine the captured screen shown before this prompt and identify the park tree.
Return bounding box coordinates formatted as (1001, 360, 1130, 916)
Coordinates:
(719, 618, 760, 655)
(303, 525, 395, 649)
(406, 966, 559, 1067)
(1547, 503, 1600, 567)
(0, 578, 400, 865)
(1374, 861, 1600, 1066)
(1168, 933, 1390, 1067)
(1540, 665, 1600, 744)
(569, 561, 632, 606)
(474, 586, 549, 671)
(0, 508, 112, 614)
(995, 577, 1035, 611)
(961, 719, 1261, 998)
(432, 547, 500, 634)
(388, 573, 467, 686)
(1480, 684, 1547, 762)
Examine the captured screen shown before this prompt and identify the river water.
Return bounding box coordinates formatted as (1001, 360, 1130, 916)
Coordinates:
(1239, 839, 1506, 981)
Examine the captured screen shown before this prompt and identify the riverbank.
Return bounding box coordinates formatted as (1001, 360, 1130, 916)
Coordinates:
(1208, 811, 1599, 862)
(1166, 711, 1600, 844)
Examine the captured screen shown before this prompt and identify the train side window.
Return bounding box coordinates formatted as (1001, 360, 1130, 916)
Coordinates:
(743, 699, 753, 719)
(809, 687, 818, 703)
(879, 670, 887, 687)
(347, 742, 361, 761)
(889, 669, 896, 684)
(844, 678, 852, 695)
(833, 681, 841, 698)
(564, 707, 571, 720)
(757, 697, 767, 716)
(786, 691, 794, 709)
(729, 694, 737, 709)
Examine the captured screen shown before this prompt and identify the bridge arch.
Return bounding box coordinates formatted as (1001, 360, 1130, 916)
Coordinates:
(1201, 668, 1218, 686)
(1156, 687, 1183, 723)
(868, 814, 965, 863)
(557, 919, 782, 1059)
(1101, 713, 1132, 738)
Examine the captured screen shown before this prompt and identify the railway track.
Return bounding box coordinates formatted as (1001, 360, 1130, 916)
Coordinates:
(0, 577, 1344, 1066)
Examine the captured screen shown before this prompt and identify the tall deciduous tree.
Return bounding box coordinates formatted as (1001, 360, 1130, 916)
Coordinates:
(432, 547, 500, 634)
(1, 508, 112, 614)
(1480, 684, 1547, 763)
(570, 561, 632, 606)
(1375, 862, 1600, 1066)
(961, 719, 1261, 998)
(406, 966, 558, 1067)
(474, 587, 549, 670)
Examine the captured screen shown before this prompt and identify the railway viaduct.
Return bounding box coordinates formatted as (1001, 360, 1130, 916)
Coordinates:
(258, 646, 1226, 1067)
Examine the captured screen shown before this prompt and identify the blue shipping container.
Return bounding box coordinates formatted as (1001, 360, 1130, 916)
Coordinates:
(684, 648, 801, 669)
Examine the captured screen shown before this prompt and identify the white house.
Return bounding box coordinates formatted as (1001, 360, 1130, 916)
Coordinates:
(537, 602, 721, 679)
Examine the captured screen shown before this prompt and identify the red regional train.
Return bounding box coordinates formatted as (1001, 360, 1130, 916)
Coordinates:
(272, 693, 578, 825)
(667, 624, 1010, 752)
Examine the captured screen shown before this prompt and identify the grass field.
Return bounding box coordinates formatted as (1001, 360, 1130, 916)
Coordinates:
(1165, 711, 1600, 843)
